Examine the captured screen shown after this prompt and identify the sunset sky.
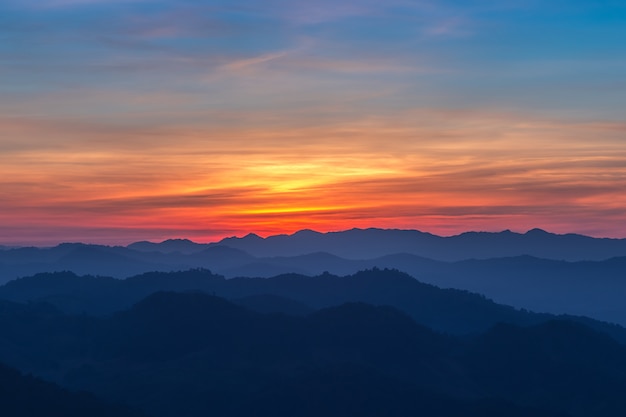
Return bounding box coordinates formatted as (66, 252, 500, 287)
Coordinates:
(1, 0, 626, 245)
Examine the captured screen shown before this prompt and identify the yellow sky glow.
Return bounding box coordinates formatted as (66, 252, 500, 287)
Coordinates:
(1, 109, 626, 245)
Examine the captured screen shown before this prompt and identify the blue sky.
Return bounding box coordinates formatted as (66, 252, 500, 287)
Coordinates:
(3, 0, 625, 118)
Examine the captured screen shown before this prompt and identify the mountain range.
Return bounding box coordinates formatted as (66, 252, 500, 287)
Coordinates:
(1, 279, 625, 417)
(131, 228, 626, 261)
(0, 268, 624, 341)
(2, 229, 626, 417)
(0, 361, 146, 417)
(1, 228, 626, 325)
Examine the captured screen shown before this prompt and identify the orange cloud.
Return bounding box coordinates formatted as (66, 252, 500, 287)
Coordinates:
(1, 109, 626, 245)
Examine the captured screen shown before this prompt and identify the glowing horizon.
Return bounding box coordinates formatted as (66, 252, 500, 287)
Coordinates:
(1, 1, 626, 245)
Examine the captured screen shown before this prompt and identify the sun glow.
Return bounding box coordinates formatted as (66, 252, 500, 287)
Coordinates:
(2, 102, 626, 245)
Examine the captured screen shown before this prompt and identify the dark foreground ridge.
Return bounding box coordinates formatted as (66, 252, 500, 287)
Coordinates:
(1, 269, 626, 416)
(2, 268, 626, 341)
(0, 361, 145, 417)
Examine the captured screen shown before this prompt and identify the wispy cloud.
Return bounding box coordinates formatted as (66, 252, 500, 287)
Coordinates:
(220, 51, 288, 72)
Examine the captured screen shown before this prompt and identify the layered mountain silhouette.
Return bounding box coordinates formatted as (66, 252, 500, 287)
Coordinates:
(2, 228, 626, 324)
(2, 228, 626, 416)
(1, 268, 625, 342)
(2, 288, 625, 417)
(122, 228, 626, 261)
(212, 228, 626, 260)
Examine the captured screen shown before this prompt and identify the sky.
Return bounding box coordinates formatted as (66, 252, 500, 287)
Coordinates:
(1, 0, 626, 245)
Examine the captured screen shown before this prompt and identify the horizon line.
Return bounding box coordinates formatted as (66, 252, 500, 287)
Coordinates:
(2, 226, 623, 248)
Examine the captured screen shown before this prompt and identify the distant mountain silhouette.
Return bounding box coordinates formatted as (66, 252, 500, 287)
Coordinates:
(0, 244, 178, 282)
(128, 239, 209, 254)
(213, 228, 626, 261)
(2, 228, 626, 327)
(0, 242, 252, 284)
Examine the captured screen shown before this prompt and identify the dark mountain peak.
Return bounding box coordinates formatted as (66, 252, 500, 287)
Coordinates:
(526, 228, 549, 235)
(349, 267, 418, 284)
(162, 238, 194, 244)
(63, 244, 100, 252)
(54, 242, 97, 253)
(243, 232, 263, 240)
(56, 242, 88, 248)
(128, 238, 205, 254)
(293, 229, 322, 236)
(308, 302, 445, 356)
(346, 227, 435, 237)
(126, 241, 152, 249)
(458, 229, 518, 237)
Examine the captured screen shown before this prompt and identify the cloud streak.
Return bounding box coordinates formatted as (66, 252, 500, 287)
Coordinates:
(1, 1, 626, 244)
(2, 106, 626, 243)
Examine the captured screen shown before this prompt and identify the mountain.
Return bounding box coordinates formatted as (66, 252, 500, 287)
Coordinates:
(2, 228, 626, 326)
(0, 242, 252, 285)
(0, 244, 179, 283)
(213, 228, 626, 261)
(214, 254, 626, 326)
(127, 239, 209, 254)
(2, 227, 626, 416)
(84, 295, 626, 417)
(2, 269, 626, 343)
(5, 290, 626, 416)
(421, 255, 626, 323)
(0, 360, 146, 417)
(464, 320, 626, 416)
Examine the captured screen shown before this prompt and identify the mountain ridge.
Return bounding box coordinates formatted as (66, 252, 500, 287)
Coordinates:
(2, 289, 624, 417)
(6, 227, 626, 261)
(2, 268, 626, 344)
(209, 227, 626, 260)
(2, 227, 626, 325)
